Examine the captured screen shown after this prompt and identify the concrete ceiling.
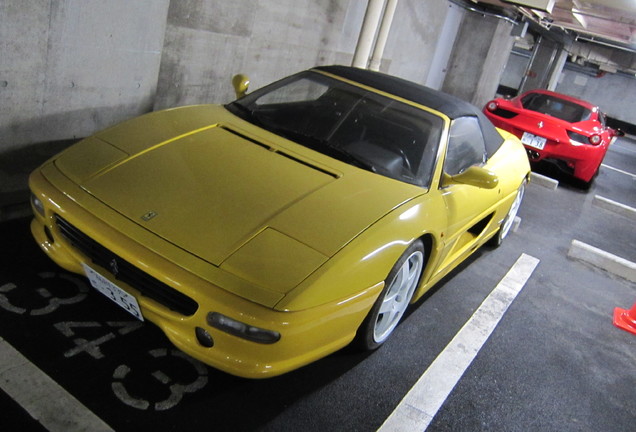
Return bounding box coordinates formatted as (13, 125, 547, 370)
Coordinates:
(472, 0, 636, 50)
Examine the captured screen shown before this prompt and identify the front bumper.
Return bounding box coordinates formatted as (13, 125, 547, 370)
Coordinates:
(29, 165, 382, 378)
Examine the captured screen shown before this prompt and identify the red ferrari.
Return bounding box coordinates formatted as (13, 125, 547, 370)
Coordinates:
(484, 89, 621, 185)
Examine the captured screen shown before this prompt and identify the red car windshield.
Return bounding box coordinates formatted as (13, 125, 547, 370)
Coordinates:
(521, 93, 592, 123)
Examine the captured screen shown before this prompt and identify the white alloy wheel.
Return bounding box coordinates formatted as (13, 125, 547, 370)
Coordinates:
(500, 182, 525, 240)
(355, 240, 426, 351)
(490, 181, 525, 247)
(372, 249, 424, 343)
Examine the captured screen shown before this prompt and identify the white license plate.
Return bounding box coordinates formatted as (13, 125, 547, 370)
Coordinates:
(521, 132, 547, 150)
(82, 263, 144, 321)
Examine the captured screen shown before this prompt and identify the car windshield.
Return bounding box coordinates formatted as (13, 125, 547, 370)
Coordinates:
(225, 71, 444, 188)
(520, 92, 591, 123)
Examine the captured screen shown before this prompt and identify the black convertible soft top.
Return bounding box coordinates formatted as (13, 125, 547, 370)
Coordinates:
(314, 65, 504, 157)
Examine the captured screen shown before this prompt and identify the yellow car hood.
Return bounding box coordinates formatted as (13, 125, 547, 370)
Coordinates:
(54, 106, 422, 270)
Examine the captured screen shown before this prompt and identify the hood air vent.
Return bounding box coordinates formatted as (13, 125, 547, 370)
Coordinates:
(220, 126, 339, 179)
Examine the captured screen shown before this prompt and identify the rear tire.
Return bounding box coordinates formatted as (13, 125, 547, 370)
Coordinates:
(489, 181, 525, 248)
(579, 168, 599, 190)
(354, 240, 425, 351)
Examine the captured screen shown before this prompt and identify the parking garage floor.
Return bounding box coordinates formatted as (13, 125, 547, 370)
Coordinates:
(1, 137, 635, 432)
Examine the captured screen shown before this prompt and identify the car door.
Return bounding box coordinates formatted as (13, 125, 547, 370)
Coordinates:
(437, 116, 502, 272)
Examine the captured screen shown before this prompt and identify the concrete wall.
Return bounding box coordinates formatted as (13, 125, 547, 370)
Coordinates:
(154, 0, 363, 109)
(1, 0, 171, 151)
(499, 51, 529, 91)
(383, 0, 460, 86)
(2, 0, 458, 154)
(3, 0, 634, 155)
(518, 36, 561, 94)
(154, 0, 458, 109)
(555, 69, 636, 125)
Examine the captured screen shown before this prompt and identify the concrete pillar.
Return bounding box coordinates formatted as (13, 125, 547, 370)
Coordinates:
(547, 48, 568, 91)
(519, 35, 564, 93)
(442, 12, 516, 108)
(425, 2, 464, 90)
(473, 19, 517, 107)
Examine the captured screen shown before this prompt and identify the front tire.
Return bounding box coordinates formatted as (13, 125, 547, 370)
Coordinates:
(355, 240, 425, 350)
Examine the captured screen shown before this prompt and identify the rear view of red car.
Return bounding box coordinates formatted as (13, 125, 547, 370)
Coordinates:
(484, 89, 621, 186)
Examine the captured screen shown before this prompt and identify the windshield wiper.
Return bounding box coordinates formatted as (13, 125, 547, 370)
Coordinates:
(227, 101, 251, 116)
(326, 145, 377, 173)
(226, 102, 267, 128)
(267, 128, 372, 170)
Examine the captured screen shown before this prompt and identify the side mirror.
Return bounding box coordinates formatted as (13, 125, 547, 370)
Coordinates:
(443, 165, 499, 189)
(232, 74, 250, 99)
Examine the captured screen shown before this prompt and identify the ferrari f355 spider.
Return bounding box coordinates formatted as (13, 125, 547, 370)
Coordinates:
(30, 66, 530, 378)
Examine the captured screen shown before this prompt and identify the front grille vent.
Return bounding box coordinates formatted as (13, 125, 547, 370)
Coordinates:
(55, 216, 198, 316)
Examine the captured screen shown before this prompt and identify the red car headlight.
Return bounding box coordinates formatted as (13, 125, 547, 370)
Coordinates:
(486, 101, 498, 111)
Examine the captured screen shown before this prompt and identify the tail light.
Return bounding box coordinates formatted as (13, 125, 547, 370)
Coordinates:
(589, 134, 601, 145)
(567, 131, 602, 146)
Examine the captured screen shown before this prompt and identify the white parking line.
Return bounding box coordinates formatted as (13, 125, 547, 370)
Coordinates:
(611, 143, 636, 155)
(0, 337, 114, 432)
(378, 253, 540, 432)
(601, 164, 636, 179)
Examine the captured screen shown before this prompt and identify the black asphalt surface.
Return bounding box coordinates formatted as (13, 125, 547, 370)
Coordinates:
(1, 137, 634, 431)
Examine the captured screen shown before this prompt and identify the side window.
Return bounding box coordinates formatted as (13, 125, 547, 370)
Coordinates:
(444, 116, 486, 176)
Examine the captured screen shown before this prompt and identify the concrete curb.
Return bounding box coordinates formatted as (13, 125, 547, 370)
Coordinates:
(567, 239, 636, 283)
(593, 195, 636, 221)
(530, 172, 559, 190)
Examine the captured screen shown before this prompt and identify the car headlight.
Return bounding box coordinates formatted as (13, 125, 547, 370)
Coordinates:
(31, 194, 45, 216)
(207, 312, 281, 344)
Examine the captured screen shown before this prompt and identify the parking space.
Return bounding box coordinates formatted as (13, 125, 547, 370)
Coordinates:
(599, 140, 636, 209)
(1, 138, 635, 431)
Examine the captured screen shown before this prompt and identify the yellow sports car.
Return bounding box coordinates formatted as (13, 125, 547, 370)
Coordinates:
(29, 66, 530, 378)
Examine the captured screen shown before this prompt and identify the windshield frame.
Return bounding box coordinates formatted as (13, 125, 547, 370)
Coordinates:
(225, 71, 444, 188)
